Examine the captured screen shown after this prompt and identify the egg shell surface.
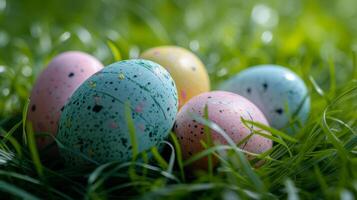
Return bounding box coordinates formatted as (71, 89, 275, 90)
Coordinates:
(27, 51, 103, 149)
(220, 65, 310, 132)
(141, 46, 210, 108)
(173, 91, 272, 169)
(57, 59, 178, 166)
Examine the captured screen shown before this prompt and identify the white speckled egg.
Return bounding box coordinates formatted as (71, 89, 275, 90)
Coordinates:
(27, 51, 103, 151)
(220, 65, 310, 133)
(174, 91, 272, 169)
(57, 59, 178, 166)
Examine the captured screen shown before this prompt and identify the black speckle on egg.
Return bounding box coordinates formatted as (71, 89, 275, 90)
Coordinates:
(60, 106, 64, 111)
(92, 105, 103, 113)
(246, 88, 251, 94)
(31, 104, 36, 112)
(275, 108, 284, 115)
(68, 72, 75, 78)
(262, 82, 268, 91)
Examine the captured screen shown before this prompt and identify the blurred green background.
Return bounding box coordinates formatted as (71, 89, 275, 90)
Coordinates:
(0, 0, 356, 116)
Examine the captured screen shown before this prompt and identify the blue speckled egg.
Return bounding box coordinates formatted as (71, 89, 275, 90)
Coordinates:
(220, 65, 310, 133)
(57, 59, 178, 166)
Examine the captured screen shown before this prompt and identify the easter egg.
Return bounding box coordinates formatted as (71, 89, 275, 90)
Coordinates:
(220, 65, 310, 133)
(27, 51, 103, 150)
(57, 59, 178, 166)
(141, 46, 210, 108)
(173, 91, 272, 169)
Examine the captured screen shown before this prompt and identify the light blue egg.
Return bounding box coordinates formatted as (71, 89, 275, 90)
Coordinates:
(57, 59, 178, 166)
(220, 64, 310, 133)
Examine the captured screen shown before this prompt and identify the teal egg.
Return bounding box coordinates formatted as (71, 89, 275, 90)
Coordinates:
(57, 59, 178, 166)
(220, 65, 310, 133)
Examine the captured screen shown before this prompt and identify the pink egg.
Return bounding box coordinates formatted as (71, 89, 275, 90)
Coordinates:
(173, 91, 272, 169)
(27, 51, 103, 151)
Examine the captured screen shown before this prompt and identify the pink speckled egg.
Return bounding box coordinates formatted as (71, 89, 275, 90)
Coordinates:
(173, 91, 272, 169)
(27, 51, 103, 152)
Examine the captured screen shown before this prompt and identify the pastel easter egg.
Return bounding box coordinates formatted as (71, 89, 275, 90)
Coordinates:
(141, 46, 210, 108)
(57, 59, 178, 166)
(27, 51, 103, 151)
(220, 65, 310, 133)
(173, 91, 272, 169)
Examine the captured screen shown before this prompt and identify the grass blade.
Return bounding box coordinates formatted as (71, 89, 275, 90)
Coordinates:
(0, 180, 40, 200)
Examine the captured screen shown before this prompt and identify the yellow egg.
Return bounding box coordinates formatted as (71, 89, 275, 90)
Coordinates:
(141, 46, 210, 108)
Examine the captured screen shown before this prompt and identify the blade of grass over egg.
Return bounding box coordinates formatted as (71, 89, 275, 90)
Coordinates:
(241, 119, 293, 157)
(241, 119, 298, 143)
(141, 150, 149, 179)
(189, 109, 272, 184)
(22, 99, 30, 145)
(200, 140, 230, 167)
(283, 101, 297, 133)
(169, 132, 185, 181)
(124, 101, 141, 183)
(107, 39, 122, 61)
(203, 105, 214, 178)
(26, 123, 43, 178)
(125, 101, 138, 160)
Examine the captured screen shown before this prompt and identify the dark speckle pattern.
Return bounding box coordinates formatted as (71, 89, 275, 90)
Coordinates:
(174, 91, 272, 169)
(57, 59, 178, 166)
(220, 65, 310, 133)
(92, 105, 103, 113)
(262, 82, 268, 91)
(275, 108, 283, 115)
(31, 105, 36, 112)
(68, 72, 75, 77)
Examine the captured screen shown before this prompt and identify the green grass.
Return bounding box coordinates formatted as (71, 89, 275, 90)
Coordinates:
(0, 0, 356, 199)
